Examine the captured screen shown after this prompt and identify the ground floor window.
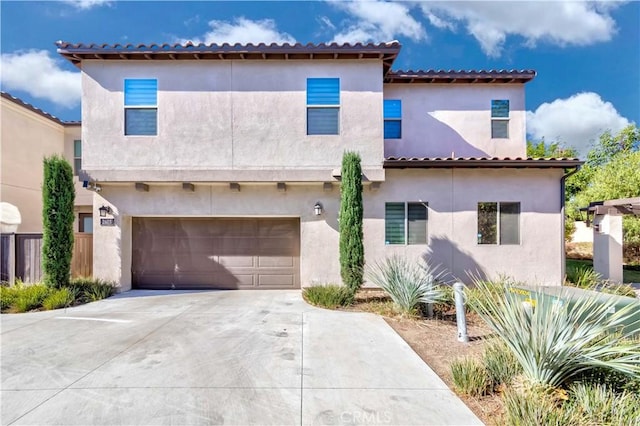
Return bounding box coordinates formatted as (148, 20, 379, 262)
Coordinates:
(477, 202, 520, 244)
(385, 202, 428, 245)
(79, 213, 93, 234)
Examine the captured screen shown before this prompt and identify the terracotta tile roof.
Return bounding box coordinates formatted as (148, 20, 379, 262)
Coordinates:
(383, 157, 583, 169)
(55, 40, 402, 74)
(1, 91, 80, 126)
(385, 70, 536, 84)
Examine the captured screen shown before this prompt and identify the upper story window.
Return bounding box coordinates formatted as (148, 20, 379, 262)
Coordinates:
(383, 100, 402, 139)
(307, 78, 339, 135)
(73, 139, 81, 175)
(385, 202, 428, 245)
(491, 99, 509, 139)
(124, 79, 157, 136)
(477, 202, 520, 245)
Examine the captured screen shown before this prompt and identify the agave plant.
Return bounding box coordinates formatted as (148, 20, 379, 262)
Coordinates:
(366, 255, 444, 314)
(468, 280, 640, 388)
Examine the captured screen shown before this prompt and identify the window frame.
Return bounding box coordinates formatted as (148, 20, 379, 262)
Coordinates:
(78, 213, 93, 234)
(124, 79, 158, 136)
(383, 99, 402, 139)
(490, 99, 509, 139)
(385, 201, 428, 245)
(306, 78, 340, 135)
(477, 201, 520, 245)
(73, 139, 82, 175)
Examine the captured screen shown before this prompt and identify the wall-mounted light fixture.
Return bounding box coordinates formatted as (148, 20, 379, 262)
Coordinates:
(314, 202, 323, 216)
(98, 205, 113, 217)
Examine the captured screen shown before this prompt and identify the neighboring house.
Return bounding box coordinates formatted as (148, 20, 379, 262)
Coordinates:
(0, 92, 92, 234)
(56, 41, 582, 291)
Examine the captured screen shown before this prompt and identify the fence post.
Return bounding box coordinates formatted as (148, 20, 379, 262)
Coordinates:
(454, 282, 469, 343)
(9, 234, 16, 285)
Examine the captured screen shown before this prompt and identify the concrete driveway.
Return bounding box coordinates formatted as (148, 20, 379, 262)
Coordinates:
(1, 290, 481, 425)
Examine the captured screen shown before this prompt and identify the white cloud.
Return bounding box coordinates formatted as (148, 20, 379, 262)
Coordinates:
(527, 92, 631, 156)
(331, 0, 426, 43)
(1, 50, 80, 108)
(62, 0, 111, 10)
(180, 17, 296, 45)
(420, 1, 620, 57)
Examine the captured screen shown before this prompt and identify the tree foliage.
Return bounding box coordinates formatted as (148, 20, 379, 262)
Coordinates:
(526, 140, 577, 158)
(563, 125, 640, 245)
(339, 151, 364, 293)
(42, 155, 75, 288)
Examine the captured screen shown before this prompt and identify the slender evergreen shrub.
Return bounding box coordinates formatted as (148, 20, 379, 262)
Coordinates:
(339, 151, 364, 293)
(42, 156, 75, 288)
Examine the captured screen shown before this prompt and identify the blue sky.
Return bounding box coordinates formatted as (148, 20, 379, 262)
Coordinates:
(1, 0, 638, 155)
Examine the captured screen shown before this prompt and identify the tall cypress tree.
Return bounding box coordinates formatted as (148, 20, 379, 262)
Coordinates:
(339, 151, 364, 293)
(42, 155, 75, 288)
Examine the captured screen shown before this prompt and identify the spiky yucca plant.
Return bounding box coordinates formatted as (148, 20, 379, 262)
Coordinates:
(366, 255, 444, 315)
(468, 280, 640, 388)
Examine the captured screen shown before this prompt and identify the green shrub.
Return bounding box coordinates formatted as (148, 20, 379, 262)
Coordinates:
(66, 277, 116, 303)
(339, 151, 364, 293)
(565, 264, 601, 289)
(450, 358, 488, 397)
(600, 282, 637, 298)
(42, 155, 75, 288)
(563, 383, 640, 425)
(303, 285, 354, 309)
(11, 285, 51, 313)
(469, 280, 640, 388)
(502, 385, 574, 426)
(366, 255, 444, 315)
(482, 339, 522, 390)
(42, 288, 74, 310)
(1, 286, 19, 311)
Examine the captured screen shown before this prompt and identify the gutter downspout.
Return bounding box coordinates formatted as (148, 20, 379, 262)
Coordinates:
(560, 166, 581, 285)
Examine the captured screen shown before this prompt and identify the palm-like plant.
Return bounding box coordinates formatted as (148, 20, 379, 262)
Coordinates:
(366, 255, 444, 314)
(468, 280, 640, 388)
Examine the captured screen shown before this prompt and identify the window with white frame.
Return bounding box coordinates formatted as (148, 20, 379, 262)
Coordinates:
(73, 139, 82, 175)
(384, 99, 402, 139)
(124, 79, 157, 136)
(491, 99, 509, 139)
(477, 202, 520, 245)
(307, 78, 340, 135)
(385, 202, 428, 245)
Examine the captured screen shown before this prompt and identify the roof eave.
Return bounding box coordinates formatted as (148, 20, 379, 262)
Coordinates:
(383, 158, 584, 169)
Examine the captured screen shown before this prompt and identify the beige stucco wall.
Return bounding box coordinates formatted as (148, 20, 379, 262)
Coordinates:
(81, 60, 384, 182)
(0, 97, 91, 233)
(383, 84, 526, 158)
(94, 168, 564, 291)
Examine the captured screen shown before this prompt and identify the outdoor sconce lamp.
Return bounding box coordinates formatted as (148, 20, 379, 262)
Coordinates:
(98, 205, 112, 217)
(314, 202, 323, 216)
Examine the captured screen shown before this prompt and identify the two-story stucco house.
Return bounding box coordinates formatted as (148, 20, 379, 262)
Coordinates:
(56, 41, 581, 292)
(1, 92, 92, 234)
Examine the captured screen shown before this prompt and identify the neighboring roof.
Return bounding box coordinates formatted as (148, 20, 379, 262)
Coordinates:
(385, 70, 536, 84)
(55, 41, 402, 75)
(383, 157, 583, 169)
(1, 91, 81, 126)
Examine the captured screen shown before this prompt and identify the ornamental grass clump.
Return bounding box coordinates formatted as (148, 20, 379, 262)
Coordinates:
(302, 284, 354, 309)
(450, 358, 489, 397)
(482, 339, 522, 390)
(366, 255, 444, 315)
(468, 280, 640, 389)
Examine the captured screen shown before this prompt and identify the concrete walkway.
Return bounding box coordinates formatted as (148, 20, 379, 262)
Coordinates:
(1, 290, 482, 425)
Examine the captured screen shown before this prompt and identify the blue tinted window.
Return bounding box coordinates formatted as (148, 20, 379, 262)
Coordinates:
(125, 109, 157, 136)
(491, 100, 509, 118)
(307, 108, 339, 135)
(384, 120, 401, 139)
(307, 78, 340, 105)
(383, 100, 402, 119)
(125, 79, 157, 106)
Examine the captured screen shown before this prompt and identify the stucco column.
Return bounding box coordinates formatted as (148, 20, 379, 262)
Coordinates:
(592, 213, 623, 283)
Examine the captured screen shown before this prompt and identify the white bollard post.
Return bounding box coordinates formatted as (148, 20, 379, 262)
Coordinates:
(454, 282, 469, 343)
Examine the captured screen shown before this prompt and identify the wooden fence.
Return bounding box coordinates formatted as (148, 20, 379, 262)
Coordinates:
(1, 233, 92, 284)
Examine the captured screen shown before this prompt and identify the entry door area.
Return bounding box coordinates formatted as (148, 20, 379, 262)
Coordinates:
(132, 218, 300, 290)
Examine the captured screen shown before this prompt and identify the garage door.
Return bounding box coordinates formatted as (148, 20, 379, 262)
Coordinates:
(132, 218, 300, 290)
